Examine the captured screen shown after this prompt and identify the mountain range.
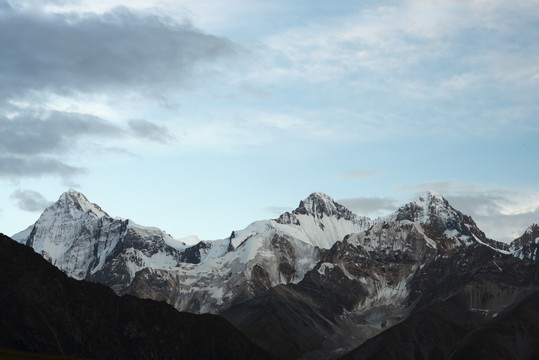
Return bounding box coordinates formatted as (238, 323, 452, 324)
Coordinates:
(10, 189, 539, 359)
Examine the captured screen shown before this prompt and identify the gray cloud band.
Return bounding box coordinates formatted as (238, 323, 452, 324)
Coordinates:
(0, 5, 237, 178)
(0, 5, 240, 102)
(10, 189, 53, 212)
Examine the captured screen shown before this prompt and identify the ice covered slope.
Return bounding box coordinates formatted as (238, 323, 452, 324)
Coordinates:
(13, 189, 188, 290)
(273, 192, 372, 249)
(125, 193, 367, 313)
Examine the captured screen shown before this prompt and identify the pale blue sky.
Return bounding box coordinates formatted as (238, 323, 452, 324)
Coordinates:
(1, 0, 538, 242)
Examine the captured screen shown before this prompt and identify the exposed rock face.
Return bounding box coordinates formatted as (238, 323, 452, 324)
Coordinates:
(220, 193, 539, 359)
(223, 236, 539, 359)
(340, 245, 539, 360)
(0, 234, 271, 360)
(391, 190, 507, 251)
(123, 193, 371, 314)
(280, 192, 360, 222)
(123, 229, 321, 314)
(510, 223, 539, 264)
(14, 190, 194, 291)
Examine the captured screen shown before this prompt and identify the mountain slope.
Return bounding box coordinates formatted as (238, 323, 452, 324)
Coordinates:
(220, 195, 539, 359)
(0, 233, 271, 360)
(340, 244, 539, 360)
(339, 291, 539, 360)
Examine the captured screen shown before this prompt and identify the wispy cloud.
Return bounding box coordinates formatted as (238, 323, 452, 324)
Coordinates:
(249, 0, 539, 140)
(265, 206, 292, 216)
(339, 169, 378, 180)
(0, 155, 85, 179)
(260, 0, 539, 84)
(0, 4, 241, 104)
(10, 189, 52, 212)
(128, 119, 175, 143)
(0, 111, 121, 156)
(339, 196, 398, 217)
(172, 109, 344, 152)
(0, 110, 174, 178)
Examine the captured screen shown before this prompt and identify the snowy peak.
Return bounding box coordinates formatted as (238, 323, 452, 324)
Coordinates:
(59, 189, 109, 218)
(18, 189, 189, 285)
(274, 192, 371, 249)
(525, 223, 539, 235)
(388, 190, 508, 251)
(513, 223, 539, 248)
(510, 224, 539, 263)
(394, 190, 452, 224)
(292, 192, 356, 221)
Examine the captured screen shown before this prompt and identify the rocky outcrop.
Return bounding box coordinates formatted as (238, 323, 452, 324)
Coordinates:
(340, 245, 539, 359)
(510, 224, 539, 264)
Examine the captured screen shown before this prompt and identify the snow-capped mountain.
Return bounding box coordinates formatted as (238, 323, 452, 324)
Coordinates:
(13, 189, 190, 291)
(124, 192, 372, 313)
(274, 192, 371, 249)
(220, 194, 538, 359)
(13, 190, 371, 312)
(11, 189, 539, 359)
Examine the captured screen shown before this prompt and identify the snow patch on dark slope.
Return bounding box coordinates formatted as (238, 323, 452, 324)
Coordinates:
(274, 192, 371, 249)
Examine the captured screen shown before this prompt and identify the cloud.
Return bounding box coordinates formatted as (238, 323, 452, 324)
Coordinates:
(172, 109, 343, 153)
(444, 190, 539, 242)
(0, 3, 246, 180)
(0, 155, 84, 178)
(260, 0, 539, 83)
(397, 181, 479, 194)
(265, 206, 292, 215)
(0, 111, 121, 155)
(0, 0, 10, 10)
(472, 210, 539, 244)
(339, 169, 377, 179)
(128, 119, 174, 143)
(250, 0, 539, 140)
(10, 189, 52, 212)
(338, 196, 398, 217)
(0, 5, 242, 104)
(0, 110, 175, 178)
(0, 110, 119, 178)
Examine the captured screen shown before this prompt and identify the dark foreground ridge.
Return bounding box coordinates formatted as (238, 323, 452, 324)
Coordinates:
(0, 233, 271, 360)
